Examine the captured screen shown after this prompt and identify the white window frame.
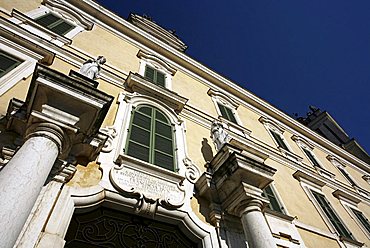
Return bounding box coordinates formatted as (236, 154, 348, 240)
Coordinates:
(208, 88, 241, 125)
(327, 155, 358, 187)
(291, 135, 324, 168)
(0, 38, 41, 96)
(263, 182, 289, 215)
(10, 4, 93, 46)
(334, 192, 370, 240)
(113, 93, 187, 177)
(137, 50, 176, 90)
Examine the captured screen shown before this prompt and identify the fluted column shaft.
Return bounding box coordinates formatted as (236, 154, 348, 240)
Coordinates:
(240, 199, 276, 248)
(0, 123, 64, 248)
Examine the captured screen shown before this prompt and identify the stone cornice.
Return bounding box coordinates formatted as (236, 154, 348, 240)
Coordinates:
(125, 72, 188, 113)
(67, 0, 369, 173)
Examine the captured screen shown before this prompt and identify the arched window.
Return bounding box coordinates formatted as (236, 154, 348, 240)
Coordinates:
(126, 105, 175, 171)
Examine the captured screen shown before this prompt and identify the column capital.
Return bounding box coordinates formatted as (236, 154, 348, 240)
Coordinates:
(224, 182, 269, 217)
(25, 122, 65, 153)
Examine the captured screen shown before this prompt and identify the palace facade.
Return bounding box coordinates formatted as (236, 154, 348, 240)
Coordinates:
(0, 1, 369, 247)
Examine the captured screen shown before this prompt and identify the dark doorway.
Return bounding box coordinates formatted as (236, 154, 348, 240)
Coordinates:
(65, 206, 199, 248)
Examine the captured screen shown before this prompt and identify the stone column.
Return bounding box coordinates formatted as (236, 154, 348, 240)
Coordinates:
(0, 123, 64, 248)
(240, 199, 276, 248)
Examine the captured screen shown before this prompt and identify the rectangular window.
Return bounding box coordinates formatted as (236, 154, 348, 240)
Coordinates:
(35, 13, 74, 36)
(262, 185, 284, 213)
(144, 66, 166, 87)
(270, 131, 289, 150)
(311, 191, 353, 239)
(0, 51, 23, 78)
(338, 167, 357, 186)
(217, 103, 237, 124)
(351, 208, 370, 235)
(303, 148, 321, 167)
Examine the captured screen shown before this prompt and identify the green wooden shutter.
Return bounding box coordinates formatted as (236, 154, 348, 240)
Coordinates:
(262, 185, 283, 213)
(217, 103, 237, 124)
(0, 51, 22, 78)
(351, 208, 370, 234)
(271, 131, 289, 150)
(126, 106, 175, 171)
(303, 148, 321, 167)
(155, 71, 166, 87)
(144, 66, 155, 82)
(35, 13, 74, 35)
(338, 167, 357, 186)
(312, 191, 353, 239)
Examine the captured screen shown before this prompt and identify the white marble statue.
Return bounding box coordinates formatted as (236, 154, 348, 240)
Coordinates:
(210, 120, 230, 151)
(79, 56, 106, 80)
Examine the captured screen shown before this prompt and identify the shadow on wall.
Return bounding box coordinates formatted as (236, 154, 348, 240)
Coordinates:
(201, 138, 213, 163)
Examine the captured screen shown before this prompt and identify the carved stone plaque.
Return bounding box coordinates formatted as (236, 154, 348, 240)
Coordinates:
(110, 165, 185, 208)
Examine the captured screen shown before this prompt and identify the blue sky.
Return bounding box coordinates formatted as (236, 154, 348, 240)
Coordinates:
(97, 0, 370, 153)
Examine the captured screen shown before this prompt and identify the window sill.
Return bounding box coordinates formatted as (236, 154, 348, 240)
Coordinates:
(340, 236, 364, 247)
(11, 9, 72, 45)
(278, 147, 303, 164)
(218, 116, 251, 138)
(264, 208, 295, 222)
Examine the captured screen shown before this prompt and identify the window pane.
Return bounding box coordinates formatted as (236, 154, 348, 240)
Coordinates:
(155, 111, 168, 123)
(271, 131, 289, 150)
(35, 13, 60, 27)
(0, 52, 22, 78)
(155, 121, 172, 138)
(127, 142, 149, 162)
(50, 21, 74, 35)
(263, 185, 283, 213)
(338, 167, 357, 186)
(130, 126, 150, 146)
(156, 71, 165, 87)
(154, 152, 173, 171)
(155, 135, 173, 154)
(144, 66, 155, 82)
(303, 148, 320, 167)
(352, 209, 370, 234)
(312, 191, 353, 239)
(133, 112, 151, 130)
(225, 107, 237, 123)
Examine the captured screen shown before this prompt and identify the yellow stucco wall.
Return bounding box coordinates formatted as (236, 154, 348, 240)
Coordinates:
(237, 106, 273, 146)
(172, 72, 217, 116)
(322, 186, 370, 246)
(72, 25, 140, 75)
(184, 119, 215, 174)
(346, 166, 370, 190)
(297, 228, 340, 248)
(267, 159, 331, 231)
(0, 75, 31, 115)
(2, 0, 41, 14)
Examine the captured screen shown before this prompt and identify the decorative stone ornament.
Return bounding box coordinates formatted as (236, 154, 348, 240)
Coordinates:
(111, 155, 186, 216)
(183, 157, 201, 184)
(210, 120, 230, 152)
(79, 55, 106, 80)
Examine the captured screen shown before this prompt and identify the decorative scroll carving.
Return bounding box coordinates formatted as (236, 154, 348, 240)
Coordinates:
(183, 157, 200, 184)
(110, 164, 186, 215)
(99, 126, 117, 152)
(210, 120, 230, 151)
(64, 207, 197, 248)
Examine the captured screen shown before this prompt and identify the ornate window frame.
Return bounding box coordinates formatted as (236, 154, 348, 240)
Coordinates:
(333, 189, 369, 239)
(10, 2, 93, 46)
(137, 50, 176, 89)
(263, 183, 288, 215)
(0, 39, 41, 95)
(113, 93, 188, 178)
(327, 155, 358, 187)
(208, 88, 241, 125)
(294, 172, 363, 247)
(259, 117, 302, 163)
